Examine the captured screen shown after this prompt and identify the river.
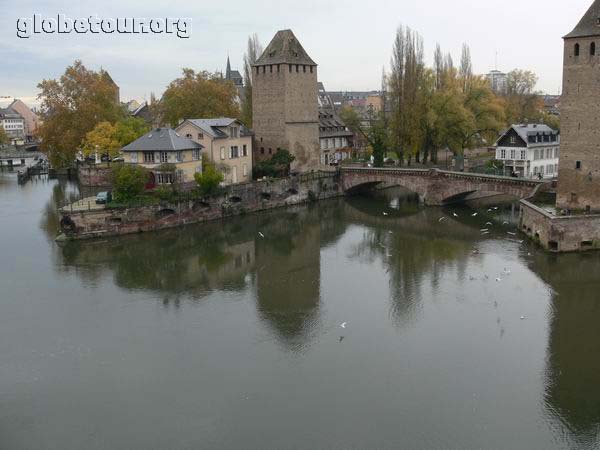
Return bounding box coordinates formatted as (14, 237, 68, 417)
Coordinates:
(0, 171, 599, 450)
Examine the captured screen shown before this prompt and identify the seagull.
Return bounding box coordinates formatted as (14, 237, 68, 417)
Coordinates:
(480, 229, 489, 232)
(503, 221, 509, 225)
(486, 222, 493, 226)
(258, 232, 265, 238)
(493, 207, 499, 210)
(520, 316, 526, 320)
(453, 212, 459, 217)
(383, 212, 389, 216)
(472, 212, 478, 217)
(438, 217, 446, 222)
(340, 322, 347, 329)
(496, 277, 502, 282)
(507, 232, 516, 236)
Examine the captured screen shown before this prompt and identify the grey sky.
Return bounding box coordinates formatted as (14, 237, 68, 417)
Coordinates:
(0, 0, 592, 106)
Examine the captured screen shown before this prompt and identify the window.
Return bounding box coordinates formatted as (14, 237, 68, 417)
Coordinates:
(260, 147, 265, 155)
(197, 133, 203, 140)
(510, 135, 516, 144)
(186, 133, 192, 139)
(144, 152, 155, 163)
(554, 148, 559, 158)
(289, 64, 292, 73)
(576, 160, 582, 170)
(230, 146, 239, 158)
(591, 42, 596, 56)
(220, 147, 226, 160)
(242, 144, 248, 157)
(131, 152, 138, 163)
(229, 126, 239, 138)
(157, 173, 174, 184)
(268, 148, 272, 154)
(575, 43, 580, 57)
(160, 151, 168, 163)
(296, 65, 299, 72)
(193, 149, 200, 160)
(243, 163, 248, 177)
(571, 192, 578, 202)
(310, 66, 313, 73)
(500, 149, 506, 159)
(510, 149, 516, 159)
(520, 150, 526, 160)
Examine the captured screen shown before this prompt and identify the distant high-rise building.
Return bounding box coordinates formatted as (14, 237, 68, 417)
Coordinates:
(486, 70, 508, 95)
(252, 29, 320, 172)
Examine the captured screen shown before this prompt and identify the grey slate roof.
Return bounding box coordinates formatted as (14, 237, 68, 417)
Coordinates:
(122, 128, 203, 152)
(564, 0, 600, 38)
(180, 118, 252, 139)
(0, 106, 23, 120)
(495, 124, 559, 147)
(318, 108, 353, 139)
(255, 30, 316, 66)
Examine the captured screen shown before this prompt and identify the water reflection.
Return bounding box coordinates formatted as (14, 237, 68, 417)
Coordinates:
(44, 181, 600, 447)
(533, 252, 600, 448)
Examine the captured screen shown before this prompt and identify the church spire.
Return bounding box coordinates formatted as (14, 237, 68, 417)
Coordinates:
(226, 56, 232, 79)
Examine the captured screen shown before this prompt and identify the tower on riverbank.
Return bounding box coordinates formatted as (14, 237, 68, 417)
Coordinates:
(557, 0, 600, 211)
(252, 30, 320, 172)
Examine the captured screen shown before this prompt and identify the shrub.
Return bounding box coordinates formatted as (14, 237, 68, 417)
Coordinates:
(194, 157, 224, 196)
(111, 163, 148, 202)
(253, 149, 295, 179)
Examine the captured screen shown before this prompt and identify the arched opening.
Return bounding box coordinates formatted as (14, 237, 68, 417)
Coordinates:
(287, 188, 299, 196)
(156, 208, 176, 219)
(575, 43, 580, 57)
(344, 181, 383, 195)
(229, 196, 242, 203)
(591, 42, 596, 56)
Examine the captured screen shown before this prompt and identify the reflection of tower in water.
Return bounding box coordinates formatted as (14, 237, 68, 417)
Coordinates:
(535, 254, 600, 444)
(255, 209, 321, 351)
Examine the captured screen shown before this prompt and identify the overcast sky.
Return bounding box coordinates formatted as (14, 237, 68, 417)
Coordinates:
(0, 0, 593, 107)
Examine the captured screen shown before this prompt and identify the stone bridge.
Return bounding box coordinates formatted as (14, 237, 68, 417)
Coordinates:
(339, 167, 545, 206)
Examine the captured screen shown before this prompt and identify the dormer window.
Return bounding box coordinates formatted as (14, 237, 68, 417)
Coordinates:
(229, 126, 239, 138)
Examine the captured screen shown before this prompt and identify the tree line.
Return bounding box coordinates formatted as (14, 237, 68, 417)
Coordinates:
(341, 26, 559, 167)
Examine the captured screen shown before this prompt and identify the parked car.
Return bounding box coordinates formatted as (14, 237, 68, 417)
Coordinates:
(95, 191, 112, 204)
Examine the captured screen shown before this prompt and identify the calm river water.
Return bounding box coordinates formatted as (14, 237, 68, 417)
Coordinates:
(0, 171, 599, 450)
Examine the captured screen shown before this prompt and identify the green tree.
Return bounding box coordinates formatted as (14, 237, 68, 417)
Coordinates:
(340, 106, 387, 167)
(241, 34, 263, 128)
(111, 163, 148, 202)
(0, 127, 8, 145)
(160, 69, 240, 127)
(194, 156, 224, 196)
(114, 117, 150, 147)
(504, 69, 542, 124)
(253, 149, 296, 178)
(37, 60, 123, 168)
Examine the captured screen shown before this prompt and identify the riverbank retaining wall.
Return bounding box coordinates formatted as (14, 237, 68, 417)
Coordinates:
(58, 171, 341, 240)
(519, 199, 600, 252)
(77, 165, 112, 187)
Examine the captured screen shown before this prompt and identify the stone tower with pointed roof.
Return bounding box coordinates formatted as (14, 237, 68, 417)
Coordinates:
(252, 30, 320, 172)
(557, 0, 600, 211)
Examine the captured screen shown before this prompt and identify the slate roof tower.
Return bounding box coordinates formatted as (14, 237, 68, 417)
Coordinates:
(251, 30, 320, 172)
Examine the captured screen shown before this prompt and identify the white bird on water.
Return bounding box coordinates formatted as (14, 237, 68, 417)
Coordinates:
(453, 212, 459, 217)
(383, 212, 389, 216)
(496, 277, 502, 282)
(486, 222, 493, 226)
(439, 217, 446, 222)
(472, 213, 478, 217)
(258, 232, 265, 238)
(340, 322, 347, 329)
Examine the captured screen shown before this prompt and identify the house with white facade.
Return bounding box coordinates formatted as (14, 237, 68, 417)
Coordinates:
(495, 124, 560, 179)
(0, 106, 25, 144)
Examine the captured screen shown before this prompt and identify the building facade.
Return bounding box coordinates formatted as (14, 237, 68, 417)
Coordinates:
(0, 107, 25, 143)
(7, 99, 40, 140)
(121, 128, 203, 185)
(495, 124, 560, 179)
(176, 118, 253, 185)
(319, 108, 353, 165)
(252, 29, 320, 172)
(557, 0, 600, 211)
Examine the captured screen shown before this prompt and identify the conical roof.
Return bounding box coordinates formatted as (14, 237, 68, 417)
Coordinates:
(564, 0, 600, 39)
(254, 30, 316, 66)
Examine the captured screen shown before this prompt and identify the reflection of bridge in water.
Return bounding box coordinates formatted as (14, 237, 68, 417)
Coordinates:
(340, 167, 545, 205)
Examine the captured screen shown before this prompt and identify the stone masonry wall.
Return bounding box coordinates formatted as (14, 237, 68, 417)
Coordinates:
(77, 165, 112, 187)
(520, 199, 600, 252)
(59, 172, 341, 240)
(557, 36, 600, 211)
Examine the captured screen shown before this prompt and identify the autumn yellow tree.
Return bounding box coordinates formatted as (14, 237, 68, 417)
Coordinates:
(37, 61, 123, 167)
(0, 127, 8, 145)
(82, 121, 120, 158)
(160, 69, 240, 127)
